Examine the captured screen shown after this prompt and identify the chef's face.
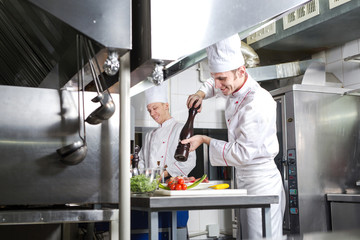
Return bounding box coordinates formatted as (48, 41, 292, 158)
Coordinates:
(147, 102, 170, 125)
(211, 66, 246, 96)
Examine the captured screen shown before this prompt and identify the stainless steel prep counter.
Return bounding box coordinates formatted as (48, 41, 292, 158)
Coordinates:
(131, 193, 279, 240)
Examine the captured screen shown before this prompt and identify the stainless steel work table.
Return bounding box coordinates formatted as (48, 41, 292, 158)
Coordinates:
(131, 194, 279, 240)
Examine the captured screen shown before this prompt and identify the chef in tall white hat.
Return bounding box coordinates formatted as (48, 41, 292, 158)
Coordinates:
(182, 34, 285, 240)
(138, 81, 196, 178)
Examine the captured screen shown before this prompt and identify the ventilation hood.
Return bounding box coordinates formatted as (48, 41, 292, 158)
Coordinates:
(0, 0, 131, 89)
(0, 0, 310, 91)
(248, 0, 360, 65)
(130, 0, 311, 95)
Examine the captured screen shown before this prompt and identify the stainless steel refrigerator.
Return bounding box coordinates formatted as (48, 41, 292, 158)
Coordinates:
(271, 83, 360, 235)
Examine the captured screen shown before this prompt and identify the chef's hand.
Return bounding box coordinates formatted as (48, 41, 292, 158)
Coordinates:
(187, 90, 205, 112)
(181, 135, 211, 152)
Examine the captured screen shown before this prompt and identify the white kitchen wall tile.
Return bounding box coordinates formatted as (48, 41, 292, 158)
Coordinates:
(188, 210, 201, 233)
(343, 61, 360, 87)
(326, 61, 344, 83)
(170, 94, 188, 124)
(131, 92, 148, 120)
(169, 76, 179, 94)
(343, 40, 359, 59)
(175, 65, 199, 95)
(199, 210, 220, 231)
(312, 51, 326, 63)
(325, 46, 342, 64)
(196, 61, 212, 90)
(196, 97, 218, 122)
(344, 82, 360, 90)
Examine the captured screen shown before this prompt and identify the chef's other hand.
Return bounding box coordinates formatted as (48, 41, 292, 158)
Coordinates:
(187, 90, 205, 112)
(181, 135, 211, 152)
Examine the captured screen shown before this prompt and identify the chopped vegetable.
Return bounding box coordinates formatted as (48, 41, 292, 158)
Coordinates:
(159, 183, 170, 190)
(187, 174, 207, 189)
(209, 183, 229, 189)
(130, 174, 159, 193)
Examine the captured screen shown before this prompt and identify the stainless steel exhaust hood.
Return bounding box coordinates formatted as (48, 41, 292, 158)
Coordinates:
(0, 0, 310, 92)
(0, 0, 131, 89)
(130, 0, 311, 92)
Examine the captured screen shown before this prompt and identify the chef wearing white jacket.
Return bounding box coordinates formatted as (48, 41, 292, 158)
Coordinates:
(182, 34, 285, 239)
(139, 81, 196, 178)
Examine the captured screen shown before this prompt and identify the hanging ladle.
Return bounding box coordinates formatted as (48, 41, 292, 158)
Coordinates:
(56, 35, 88, 165)
(83, 38, 115, 125)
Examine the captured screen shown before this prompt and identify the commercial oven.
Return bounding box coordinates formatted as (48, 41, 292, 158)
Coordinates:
(271, 83, 360, 235)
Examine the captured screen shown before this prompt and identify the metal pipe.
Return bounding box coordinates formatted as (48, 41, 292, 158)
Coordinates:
(119, 51, 131, 240)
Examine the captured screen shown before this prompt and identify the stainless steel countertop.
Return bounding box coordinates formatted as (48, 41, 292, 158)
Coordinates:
(327, 194, 360, 203)
(131, 194, 278, 211)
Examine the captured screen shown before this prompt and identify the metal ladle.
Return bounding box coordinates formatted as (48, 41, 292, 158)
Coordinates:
(83, 38, 115, 125)
(56, 35, 88, 165)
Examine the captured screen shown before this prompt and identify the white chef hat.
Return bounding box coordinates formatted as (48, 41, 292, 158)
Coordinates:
(145, 81, 168, 106)
(206, 34, 245, 73)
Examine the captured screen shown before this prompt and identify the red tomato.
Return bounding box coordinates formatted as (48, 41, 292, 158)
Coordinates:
(181, 184, 187, 190)
(170, 184, 176, 190)
(178, 178, 184, 185)
(175, 184, 182, 190)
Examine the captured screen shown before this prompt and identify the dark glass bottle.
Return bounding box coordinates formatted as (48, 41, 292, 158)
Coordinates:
(174, 101, 201, 161)
(132, 145, 140, 172)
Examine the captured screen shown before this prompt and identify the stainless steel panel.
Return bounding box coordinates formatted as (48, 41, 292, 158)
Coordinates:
(272, 84, 360, 234)
(131, 0, 310, 87)
(327, 194, 360, 203)
(330, 202, 360, 231)
(136, 0, 310, 61)
(28, 0, 131, 50)
(0, 209, 119, 225)
(0, 85, 120, 205)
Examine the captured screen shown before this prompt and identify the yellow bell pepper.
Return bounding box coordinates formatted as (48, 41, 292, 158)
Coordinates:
(209, 183, 230, 189)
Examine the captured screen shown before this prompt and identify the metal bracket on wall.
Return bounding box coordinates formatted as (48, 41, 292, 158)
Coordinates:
(344, 53, 360, 63)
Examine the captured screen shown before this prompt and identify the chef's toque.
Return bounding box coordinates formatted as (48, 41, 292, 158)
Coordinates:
(145, 81, 168, 105)
(206, 34, 245, 73)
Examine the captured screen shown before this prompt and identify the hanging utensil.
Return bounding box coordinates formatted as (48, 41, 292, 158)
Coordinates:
(82, 38, 115, 125)
(56, 34, 88, 165)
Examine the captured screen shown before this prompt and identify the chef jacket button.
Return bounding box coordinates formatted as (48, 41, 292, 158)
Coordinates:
(161, 156, 163, 158)
(163, 141, 165, 143)
(235, 101, 238, 104)
(227, 119, 230, 122)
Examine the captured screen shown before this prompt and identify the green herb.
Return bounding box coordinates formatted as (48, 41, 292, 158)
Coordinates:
(130, 174, 159, 193)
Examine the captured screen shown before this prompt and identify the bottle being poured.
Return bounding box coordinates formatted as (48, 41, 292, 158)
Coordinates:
(174, 100, 201, 161)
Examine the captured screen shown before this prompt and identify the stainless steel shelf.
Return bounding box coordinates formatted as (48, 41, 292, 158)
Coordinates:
(327, 194, 360, 203)
(0, 208, 118, 225)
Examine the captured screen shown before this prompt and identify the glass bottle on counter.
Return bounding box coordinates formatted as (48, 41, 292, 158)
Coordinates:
(174, 100, 201, 162)
(131, 145, 140, 176)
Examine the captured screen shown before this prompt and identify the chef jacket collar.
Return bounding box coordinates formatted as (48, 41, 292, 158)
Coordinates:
(159, 117, 175, 128)
(231, 72, 249, 98)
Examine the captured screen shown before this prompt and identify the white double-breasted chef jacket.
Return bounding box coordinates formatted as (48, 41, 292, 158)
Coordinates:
(199, 74, 285, 240)
(138, 117, 196, 177)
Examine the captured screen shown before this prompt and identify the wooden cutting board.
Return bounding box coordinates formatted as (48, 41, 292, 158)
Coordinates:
(154, 188, 247, 196)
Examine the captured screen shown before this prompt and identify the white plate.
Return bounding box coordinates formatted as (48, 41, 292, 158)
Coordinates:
(186, 182, 214, 190)
(155, 188, 247, 196)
